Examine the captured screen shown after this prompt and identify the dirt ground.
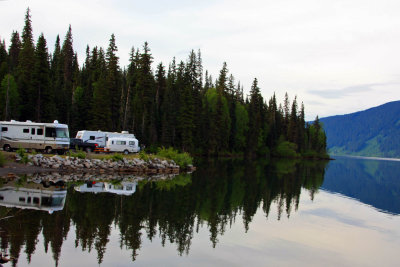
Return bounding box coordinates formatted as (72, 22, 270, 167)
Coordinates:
(0, 152, 54, 176)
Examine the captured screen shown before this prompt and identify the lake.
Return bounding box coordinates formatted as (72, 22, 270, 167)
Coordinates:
(0, 156, 399, 266)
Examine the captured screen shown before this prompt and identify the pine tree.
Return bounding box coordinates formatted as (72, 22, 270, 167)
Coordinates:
(17, 8, 35, 120)
(246, 78, 265, 157)
(0, 38, 8, 82)
(105, 34, 121, 131)
(32, 33, 55, 122)
(8, 31, 21, 75)
(58, 25, 75, 124)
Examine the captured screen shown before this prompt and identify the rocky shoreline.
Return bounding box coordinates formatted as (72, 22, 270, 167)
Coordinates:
(14, 154, 195, 175)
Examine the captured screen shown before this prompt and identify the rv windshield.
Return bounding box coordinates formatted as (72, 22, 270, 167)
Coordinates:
(56, 128, 69, 138)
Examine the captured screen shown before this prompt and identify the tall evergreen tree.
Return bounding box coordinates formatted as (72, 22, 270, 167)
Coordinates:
(32, 33, 55, 122)
(105, 34, 121, 131)
(17, 8, 35, 120)
(8, 31, 21, 75)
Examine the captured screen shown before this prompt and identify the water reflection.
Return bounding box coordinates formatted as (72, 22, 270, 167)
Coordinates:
(1, 157, 400, 266)
(74, 181, 137, 195)
(323, 156, 400, 214)
(0, 159, 329, 265)
(0, 178, 67, 214)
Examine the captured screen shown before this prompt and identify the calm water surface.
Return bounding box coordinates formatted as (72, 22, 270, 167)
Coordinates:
(0, 156, 399, 266)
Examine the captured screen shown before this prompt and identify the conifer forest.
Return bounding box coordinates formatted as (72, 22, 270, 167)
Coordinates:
(0, 9, 327, 157)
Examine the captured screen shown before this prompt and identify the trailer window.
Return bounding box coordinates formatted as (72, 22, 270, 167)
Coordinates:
(31, 128, 35, 135)
(23, 128, 29, 133)
(1, 127, 7, 132)
(19, 197, 26, 202)
(116, 141, 126, 145)
(129, 141, 135, 146)
(37, 129, 43, 135)
(90, 136, 95, 140)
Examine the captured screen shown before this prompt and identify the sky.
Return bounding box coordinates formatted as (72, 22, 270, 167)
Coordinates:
(1, 0, 400, 120)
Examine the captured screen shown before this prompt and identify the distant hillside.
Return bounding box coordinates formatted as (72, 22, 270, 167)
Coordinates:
(320, 101, 400, 158)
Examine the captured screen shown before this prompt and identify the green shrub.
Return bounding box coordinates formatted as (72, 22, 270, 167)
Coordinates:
(111, 153, 124, 162)
(0, 152, 6, 167)
(16, 147, 26, 158)
(157, 147, 193, 168)
(274, 141, 299, 158)
(139, 150, 150, 162)
(69, 151, 86, 159)
(21, 155, 30, 164)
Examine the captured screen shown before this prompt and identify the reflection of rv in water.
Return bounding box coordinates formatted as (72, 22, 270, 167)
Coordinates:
(0, 120, 70, 154)
(0, 181, 67, 214)
(74, 181, 137, 196)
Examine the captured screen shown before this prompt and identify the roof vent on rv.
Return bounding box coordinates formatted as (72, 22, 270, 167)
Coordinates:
(121, 131, 129, 134)
(26, 120, 32, 123)
(54, 120, 59, 124)
(11, 120, 16, 122)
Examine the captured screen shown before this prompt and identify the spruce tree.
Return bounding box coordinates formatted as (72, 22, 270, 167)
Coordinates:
(32, 33, 55, 122)
(17, 8, 35, 120)
(8, 31, 21, 75)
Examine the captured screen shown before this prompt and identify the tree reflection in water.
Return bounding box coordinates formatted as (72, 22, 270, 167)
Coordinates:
(0, 159, 327, 265)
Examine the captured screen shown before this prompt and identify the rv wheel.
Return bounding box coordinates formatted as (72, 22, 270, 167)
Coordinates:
(3, 144, 11, 152)
(45, 147, 53, 154)
(124, 150, 129, 155)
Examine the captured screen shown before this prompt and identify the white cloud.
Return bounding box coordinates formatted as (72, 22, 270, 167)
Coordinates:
(1, 0, 400, 120)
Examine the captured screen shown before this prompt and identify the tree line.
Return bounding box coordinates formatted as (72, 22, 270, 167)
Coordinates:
(0, 9, 327, 157)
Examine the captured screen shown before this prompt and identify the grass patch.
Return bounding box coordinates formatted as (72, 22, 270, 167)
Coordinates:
(68, 150, 86, 159)
(156, 147, 193, 168)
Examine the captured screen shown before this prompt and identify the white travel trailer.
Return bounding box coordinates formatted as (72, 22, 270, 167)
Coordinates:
(75, 130, 136, 147)
(104, 181, 137, 196)
(74, 181, 137, 196)
(106, 137, 140, 154)
(0, 182, 67, 214)
(0, 120, 70, 154)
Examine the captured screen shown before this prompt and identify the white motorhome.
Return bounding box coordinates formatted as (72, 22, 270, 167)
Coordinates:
(0, 120, 69, 154)
(106, 137, 140, 154)
(0, 182, 67, 214)
(75, 130, 136, 147)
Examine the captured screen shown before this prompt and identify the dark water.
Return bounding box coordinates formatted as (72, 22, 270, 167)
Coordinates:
(0, 157, 399, 266)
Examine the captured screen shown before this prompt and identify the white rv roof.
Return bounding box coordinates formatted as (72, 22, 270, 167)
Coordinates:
(0, 120, 68, 128)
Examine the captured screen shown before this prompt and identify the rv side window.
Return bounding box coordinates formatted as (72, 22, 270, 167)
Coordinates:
(19, 197, 26, 202)
(1, 127, 7, 132)
(129, 141, 135, 146)
(90, 136, 95, 140)
(45, 127, 56, 137)
(33, 197, 40, 204)
(37, 129, 43, 135)
(23, 128, 29, 133)
(31, 128, 36, 135)
(0, 195, 4, 200)
(116, 141, 126, 145)
(112, 141, 114, 144)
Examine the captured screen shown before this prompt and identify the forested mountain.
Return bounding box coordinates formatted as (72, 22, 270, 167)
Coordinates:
(320, 101, 400, 158)
(0, 9, 326, 157)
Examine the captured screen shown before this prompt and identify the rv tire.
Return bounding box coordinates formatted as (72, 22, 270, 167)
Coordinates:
(123, 150, 129, 155)
(3, 144, 11, 152)
(45, 146, 53, 154)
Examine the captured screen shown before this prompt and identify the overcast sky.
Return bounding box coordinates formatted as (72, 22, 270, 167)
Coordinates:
(1, 0, 400, 120)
